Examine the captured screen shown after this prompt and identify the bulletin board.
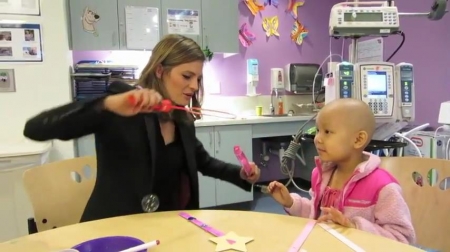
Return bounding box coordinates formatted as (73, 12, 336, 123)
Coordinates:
(0, 23, 43, 63)
(0, 0, 41, 16)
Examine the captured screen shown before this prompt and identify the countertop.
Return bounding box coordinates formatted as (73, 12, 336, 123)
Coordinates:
(194, 115, 314, 127)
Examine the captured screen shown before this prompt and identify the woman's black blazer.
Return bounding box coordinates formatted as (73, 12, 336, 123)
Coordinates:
(23, 81, 252, 222)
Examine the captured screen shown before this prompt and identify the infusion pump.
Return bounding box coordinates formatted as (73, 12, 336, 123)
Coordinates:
(329, 2, 400, 37)
(355, 62, 396, 124)
(326, 62, 414, 123)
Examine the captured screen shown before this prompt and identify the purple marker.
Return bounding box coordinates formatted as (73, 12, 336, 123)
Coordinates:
(234, 145, 252, 176)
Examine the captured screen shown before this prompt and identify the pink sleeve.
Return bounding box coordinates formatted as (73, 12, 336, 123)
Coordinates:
(283, 189, 314, 218)
(351, 183, 416, 244)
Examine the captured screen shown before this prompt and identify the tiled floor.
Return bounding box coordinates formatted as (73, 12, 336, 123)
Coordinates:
(250, 185, 311, 215)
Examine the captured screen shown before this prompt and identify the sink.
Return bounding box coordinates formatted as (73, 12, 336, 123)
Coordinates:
(261, 113, 314, 117)
(261, 114, 292, 117)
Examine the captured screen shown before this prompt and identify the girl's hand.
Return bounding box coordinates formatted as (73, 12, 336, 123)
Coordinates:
(317, 206, 356, 228)
(267, 181, 293, 208)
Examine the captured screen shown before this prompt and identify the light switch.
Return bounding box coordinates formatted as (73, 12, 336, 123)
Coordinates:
(0, 69, 15, 92)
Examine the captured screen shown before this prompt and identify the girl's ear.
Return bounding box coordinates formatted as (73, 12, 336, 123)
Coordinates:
(354, 131, 369, 149)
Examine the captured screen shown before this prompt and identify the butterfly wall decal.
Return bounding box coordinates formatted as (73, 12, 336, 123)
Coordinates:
(243, 0, 265, 15)
(262, 16, 280, 37)
(286, 0, 305, 19)
(291, 20, 308, 45)
(238, 23, 256, 47)
(264, 0, 279, 7)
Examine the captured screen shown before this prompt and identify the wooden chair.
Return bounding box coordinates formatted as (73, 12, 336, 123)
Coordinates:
(23, 156, 97, 233)
(381, 157, 450, 251)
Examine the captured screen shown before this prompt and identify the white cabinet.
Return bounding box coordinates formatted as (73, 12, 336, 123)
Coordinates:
(196, 125, 254, 207)
(0, 141, 52, 241)
(195, 127, 217, 208)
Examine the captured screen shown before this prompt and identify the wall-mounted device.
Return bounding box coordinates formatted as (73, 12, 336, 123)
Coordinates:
(0, 69, 16, 92)
(395, 63, 414, 121)
(325, 62, 355, 104)
(246, 59, 259, 96)
(284, 63, 323, 94)
(354, 62, 396, 123)
(329, 2, 400, 38)
(270, 68, 284, 90)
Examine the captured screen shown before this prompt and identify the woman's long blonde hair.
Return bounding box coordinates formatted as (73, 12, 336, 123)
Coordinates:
(137, 34, 205, 122)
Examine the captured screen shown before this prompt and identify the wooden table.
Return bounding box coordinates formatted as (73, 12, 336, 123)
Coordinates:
(0, 210, 422, 252)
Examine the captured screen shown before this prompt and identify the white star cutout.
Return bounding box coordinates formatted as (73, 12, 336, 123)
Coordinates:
(209, 232, 254, 252)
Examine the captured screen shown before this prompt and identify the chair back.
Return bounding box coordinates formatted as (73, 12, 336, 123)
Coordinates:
(381, 157, 450, 251)
(23, 156, 96, 232)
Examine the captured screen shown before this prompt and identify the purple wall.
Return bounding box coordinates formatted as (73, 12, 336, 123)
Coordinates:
(208, 0, 339, 96)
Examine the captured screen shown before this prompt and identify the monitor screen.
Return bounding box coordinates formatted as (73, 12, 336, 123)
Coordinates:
(366, 71, 387, 98)
(343, 12, 383, 22)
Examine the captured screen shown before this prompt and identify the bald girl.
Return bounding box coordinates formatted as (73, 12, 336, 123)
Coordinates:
(314, 98, 376, 172)
(268, 98, 415, 244)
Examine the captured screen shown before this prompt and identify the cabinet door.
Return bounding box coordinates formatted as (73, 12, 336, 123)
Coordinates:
(195, 127, 216, 208)
(161, 0, 202, 46)
(201, 0, 238, 53)
(68, 0, 120, 50)
(214, 125, 253, 205)
(117, 0, 162, 50)
(0, 171, 19, 241)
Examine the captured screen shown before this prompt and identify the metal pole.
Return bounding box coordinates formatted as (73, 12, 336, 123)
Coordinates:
(350, 38, 358, 63)
(350, 0, 358, 63)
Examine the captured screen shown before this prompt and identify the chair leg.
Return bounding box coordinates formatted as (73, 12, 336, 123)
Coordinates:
(27, 217, 38, 234)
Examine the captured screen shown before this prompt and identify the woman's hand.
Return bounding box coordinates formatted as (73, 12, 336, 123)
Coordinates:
(240, 162, 260, 184)
(267, 181, 294, 208)
(317, 206, 356, 228)
(104, 89, 162, 116)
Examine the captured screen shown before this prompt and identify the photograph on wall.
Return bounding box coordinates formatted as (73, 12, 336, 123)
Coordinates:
(0, 23, 43, 62)
(167, 9, 200, 35)
(0, 0, 40, 16)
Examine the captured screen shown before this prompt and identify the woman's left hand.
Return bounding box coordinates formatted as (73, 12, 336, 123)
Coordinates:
(317, 206, 356, 228)
(240, 162, 260, 184)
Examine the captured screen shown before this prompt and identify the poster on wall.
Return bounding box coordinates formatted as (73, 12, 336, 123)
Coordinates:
(0, 0, 40, 16)
(167, 9, 200, 35)
(125, 6, 160, 50)
(0, 23, 43, 63)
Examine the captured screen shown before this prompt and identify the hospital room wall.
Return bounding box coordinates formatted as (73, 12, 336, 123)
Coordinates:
(0, 1, 75, 161)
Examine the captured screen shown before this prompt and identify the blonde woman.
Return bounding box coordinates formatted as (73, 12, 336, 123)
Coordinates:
(24, 34, 260, 222)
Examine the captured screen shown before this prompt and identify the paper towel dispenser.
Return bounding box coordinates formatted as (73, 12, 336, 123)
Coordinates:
(284, 63, 323, 94)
